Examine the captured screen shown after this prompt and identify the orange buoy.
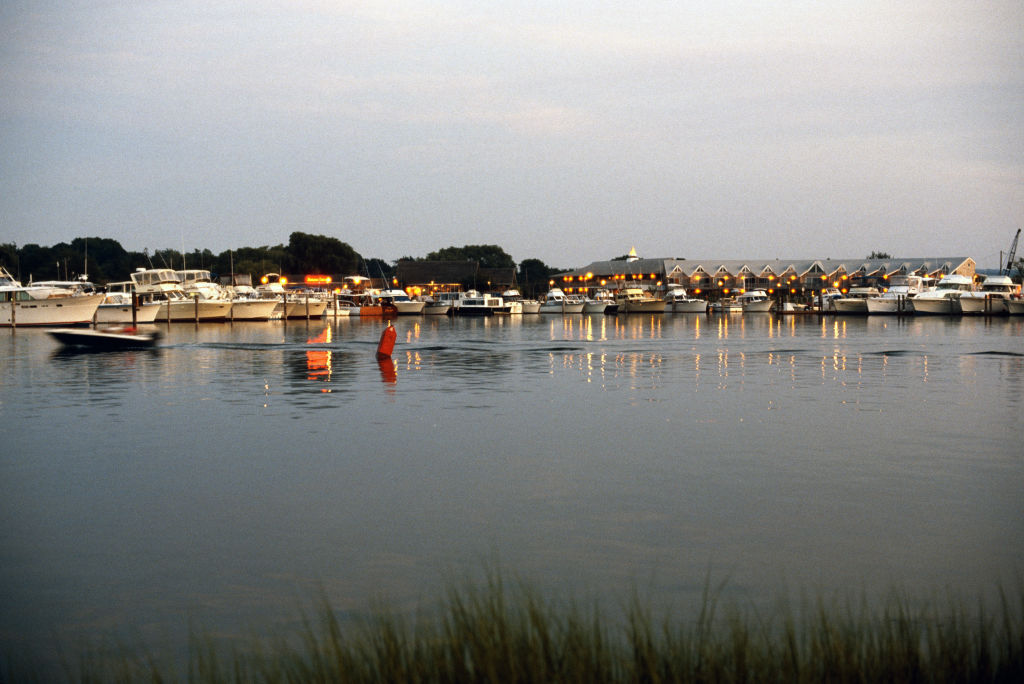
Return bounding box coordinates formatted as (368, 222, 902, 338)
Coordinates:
(376, 323, 397, 359)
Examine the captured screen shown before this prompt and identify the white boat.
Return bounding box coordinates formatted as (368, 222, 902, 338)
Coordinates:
(178, 269, 278, 320)
(131, 268, 232, 322)
(1, 267, 105, 327)
(96, 282, 161, 324)
(452, 290, 505, 316)
(418, 296, 451, 315)
(736, 289, 773, 313)
(810, 287, 844, 311)
(256, 273, 328, 319)
(501, 289, 535, 314)
(831, 286, 881, 314)
(1008, 299, 1024, 315)
(375, 289, 426, 314)
(540, 288, 586, 313)
(583, 289, 618, 314)
(664, 288, 707, 313)
(958, 275, 1018, 315)
(911, 274, 975, 315)
(614, 283, 666, 313)
(710, 298, 742, 313)
(865, 275, 925, 314)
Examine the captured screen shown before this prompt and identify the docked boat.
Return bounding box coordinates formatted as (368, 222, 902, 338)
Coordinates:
(910, 274, 974, 315)
(664, 288, 707, 313)
(709, 297, 742, 313)
(418, 296, 451, 315)
(958, 275, 1018, 315)
(1, 267, 105, 327)
(865, 275, 925, 314)
(454, 291, 506, 316)
(130, 268, 231, 322)
(614, 284, 665, 313)
(256, 273, 328, 318)
(375, 289, 426, 315)
(96, 282, 162, 324)
(48, 325, 161, 350)
(831, 286, 880, 314)
(179, 269, 278, 320)
(539, 288, 586, 313)
(1007, 299, 1024, 315)
(502, 289, 540, 314)
(736, 289, 773, 313)
(583, 288, 618, 314)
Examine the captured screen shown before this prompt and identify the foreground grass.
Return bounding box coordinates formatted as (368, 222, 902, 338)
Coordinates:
(7, 576, 1024, 683)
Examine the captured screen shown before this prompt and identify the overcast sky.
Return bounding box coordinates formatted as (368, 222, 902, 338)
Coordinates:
(2, 1, 1022, 269)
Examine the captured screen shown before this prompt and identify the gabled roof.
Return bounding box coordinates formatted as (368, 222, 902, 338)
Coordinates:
(558, 257, 974, 280)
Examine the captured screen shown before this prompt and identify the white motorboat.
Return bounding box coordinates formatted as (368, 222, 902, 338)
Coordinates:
(911, 274, 974, 315)
(539, 288, 586, 313)
(664, 288, 707, 313)
(866, 275, 925, 314)
(1, 267, 105, 327)
(418, 296, 451, 315)
(96, 282, 162, 324)
(958, 275, 1018, 315)
(256, 273, 328, 319)
(736, 289, 773, 313)
(831, 286, 880, 314)
(178, 269, 278, 320)
(452, 290, 506, 316)
(131, 268, 231, 322)
(375, 289, 426, 314)
(49, 325, 161, 350)
(1007, 299, 1024, 315)
(583, 288, 618, 314)
(710, 298, 742, 313)
(501, 289, 536, 314)
(614, 284, 666, 313)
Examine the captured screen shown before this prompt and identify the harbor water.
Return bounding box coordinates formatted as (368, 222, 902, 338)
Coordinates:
(2, 313, 1023, 667)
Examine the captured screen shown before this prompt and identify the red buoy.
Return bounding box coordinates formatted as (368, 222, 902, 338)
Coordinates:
(376, 323, 396, 359)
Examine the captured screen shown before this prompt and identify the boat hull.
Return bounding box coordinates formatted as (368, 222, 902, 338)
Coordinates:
(866, 296, 914, 314)
(158, 299, 233, 322)
(2, 293, 105, 327)
(95, 301, 162, 324)
(958, 295, 1009, 315)
(912, 296, 962, 315)
(229, 299, 280, 320)
(670, 300, 708, 313)
(49, 327, 161, 350)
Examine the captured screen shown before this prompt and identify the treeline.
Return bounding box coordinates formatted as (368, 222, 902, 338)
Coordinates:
(1, 233, 561, 290)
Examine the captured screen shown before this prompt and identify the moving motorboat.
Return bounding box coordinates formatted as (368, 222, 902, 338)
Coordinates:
(48, 325, 161, 350)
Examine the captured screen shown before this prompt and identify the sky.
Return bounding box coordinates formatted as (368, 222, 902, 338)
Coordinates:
(2, 1, 1022, 270)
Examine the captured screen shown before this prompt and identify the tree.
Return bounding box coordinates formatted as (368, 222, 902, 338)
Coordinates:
(286, 232, 360, 275)
(867, 251, 892, 259)
(517, 258, 552, 297)
(426, 244, 514, 269)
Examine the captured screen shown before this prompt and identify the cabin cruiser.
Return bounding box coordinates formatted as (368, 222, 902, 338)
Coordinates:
(451, 290, 506, 316)
(736, 289, 773, 313)
(865, 275, 925, 314)
(831, 286, 881, 314)
(539, 288, 586, 313)
(178, 269, 278, 320)
(664, 288, 707, 313)
(130, 268, 231, 322)
(418, 295, 451, 315)
(1008, 299, 1024, 315)
(1, 266, 105, 327)
(710, 297, 742, 313)
(256, 273, 328, 319)
(96, 281, 161, 324)
(910, 274, 974, 315)
(958, 275, 1018, 315)
(374, 289, 426, 314)
(216, 273, 281, 320)
(501, 289, 536, 314)
(583, 288, 618, 314)
(614, 284, 666, 313)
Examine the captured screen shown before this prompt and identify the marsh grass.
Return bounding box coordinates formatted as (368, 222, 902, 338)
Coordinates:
(6, 574, 1023, 683)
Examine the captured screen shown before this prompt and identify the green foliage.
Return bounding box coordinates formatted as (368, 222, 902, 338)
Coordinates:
(16, 576, 1023, 683)
(517, 258, 553, 296)
(426, 244, 515, 269)
(867, 251, 892, 259)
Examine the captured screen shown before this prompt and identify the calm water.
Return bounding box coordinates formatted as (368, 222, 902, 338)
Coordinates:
(2, 313, 1023, 666)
